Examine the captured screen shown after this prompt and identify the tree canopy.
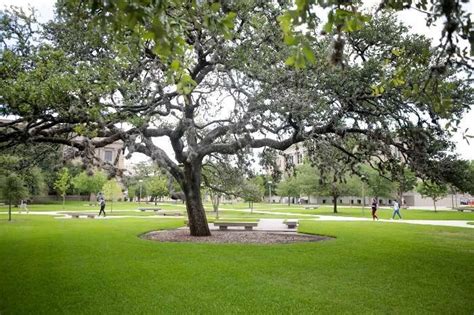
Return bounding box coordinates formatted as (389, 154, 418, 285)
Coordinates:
(0, 2, 472, 236)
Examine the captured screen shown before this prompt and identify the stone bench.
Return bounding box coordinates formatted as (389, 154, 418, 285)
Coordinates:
(304, 206, 318, 210)
(64, 212, 96, 219)
(138, 207, 161, 213)
(283, 220, 298, 229)
(155, 211, 182, 216)
(213, 222, 259, 231)
(456, 208, 474, 212)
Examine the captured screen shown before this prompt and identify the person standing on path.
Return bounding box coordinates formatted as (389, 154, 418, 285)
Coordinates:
(371, 198, 379, 221)
(98, 193, 106, 217)
(392, 200, 402, 220)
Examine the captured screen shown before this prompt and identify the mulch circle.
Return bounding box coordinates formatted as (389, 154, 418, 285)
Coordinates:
(141, 229, 333, 244)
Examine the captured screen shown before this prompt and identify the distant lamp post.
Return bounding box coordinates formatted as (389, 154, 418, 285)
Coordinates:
(139, 179, 143, 204)
(360, 175, 366, 214)
(268, 181, 273, 204)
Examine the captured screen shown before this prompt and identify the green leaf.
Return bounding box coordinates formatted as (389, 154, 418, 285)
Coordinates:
(323, 21, 333, 34)
(210, 2, 221, 12)
(170, 59, 180, 71)
(392, 48, 401, 56)
(285, 56, 295, 66)
(302, 44, 316, 64)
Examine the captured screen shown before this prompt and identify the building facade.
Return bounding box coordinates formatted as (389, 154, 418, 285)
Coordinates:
(271, 144, 472, 208)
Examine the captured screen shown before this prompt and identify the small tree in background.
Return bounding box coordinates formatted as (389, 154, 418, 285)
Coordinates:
(417, 181, 448, 212)
(102, 179, 122, 212)
(240, 178, 265, 213)
(72, 171, 107, 204)
(127, 184, 137, 202)
(295, 163, 319, 204)
(0, 173, 28, 221)
(363, 167, 395, 202)
(392, 166, 417, 207)
(276, 176, 300, 207)
(54, 167, 72, 210)
(146, 176, 168, 205)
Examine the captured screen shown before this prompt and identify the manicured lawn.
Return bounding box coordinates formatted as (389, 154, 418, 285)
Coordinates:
(0, 215, 472, 314)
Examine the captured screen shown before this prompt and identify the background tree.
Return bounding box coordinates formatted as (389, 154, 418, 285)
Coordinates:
(102, 179, 122, 212)
(1, 6, 472, 236)
(239, 178, 265, 213)
(0, 173, 28, 221)
(391, 165, 417, 206)
(306, 141, 360, 213)
(146, 176, 168, 205)
(363, 167, 396, 201)
(53, 167, 71, 210)
(202, 161, 249, 217)
(416, 181, 448, 212)
(295, 162, 320, 204)
(276, 176, 301, 207)
(72, 171, 107, 204)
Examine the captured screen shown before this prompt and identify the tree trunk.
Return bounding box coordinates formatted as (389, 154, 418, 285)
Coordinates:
(333, 195, 338, 214)
(62, 195, 65, 210)
(433, 199, 437, 212)
(288, 196, 290, 206)
(182, 161, 211, 236)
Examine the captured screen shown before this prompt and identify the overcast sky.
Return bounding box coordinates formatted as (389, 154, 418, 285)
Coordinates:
(1, 0, 472, 162)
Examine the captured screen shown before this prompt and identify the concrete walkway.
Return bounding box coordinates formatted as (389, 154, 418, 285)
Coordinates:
(10, 210, 474, 229)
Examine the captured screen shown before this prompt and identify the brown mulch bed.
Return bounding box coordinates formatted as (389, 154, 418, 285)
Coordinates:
(141, 229, 333, 244)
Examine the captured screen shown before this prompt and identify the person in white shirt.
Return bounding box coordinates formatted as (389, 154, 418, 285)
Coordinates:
(392, 200, 402, 220)
(19, 199, 29, 214)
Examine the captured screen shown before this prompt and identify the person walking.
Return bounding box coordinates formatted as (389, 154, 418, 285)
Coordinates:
(391, 199, 402, 220)
(19, 199, 29, 214)
(98, 194, 106, 217)
(371, 198, 379, 221)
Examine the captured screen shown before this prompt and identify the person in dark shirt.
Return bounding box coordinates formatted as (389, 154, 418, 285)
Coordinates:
(371, 198, 379, 221)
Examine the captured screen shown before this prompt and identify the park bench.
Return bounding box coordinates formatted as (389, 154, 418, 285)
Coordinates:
(456, 207, 474, 212)
(283, 220, 298, 229)
(304, 206, 318, 210)
(213, 222, 258, 231)
(138, 207, 161, 213)
(155, 210, 182, 216)
(64, 212, 96, 219)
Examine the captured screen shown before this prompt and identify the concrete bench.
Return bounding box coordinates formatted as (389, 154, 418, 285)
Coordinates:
(213, 222, 258, 231)
(138, 207, 161, 212)
(456, 208, 474, 212)
(283, 220, 298, 229)
(64, 212, 96, 219)
(304, 206, 318, 210)
(155, 211, 182, 216)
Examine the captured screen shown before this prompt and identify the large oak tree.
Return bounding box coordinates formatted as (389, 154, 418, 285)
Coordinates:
(1, 2, 472, 235)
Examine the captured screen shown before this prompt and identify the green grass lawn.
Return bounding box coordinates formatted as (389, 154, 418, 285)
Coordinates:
(0, 214, 472, 314)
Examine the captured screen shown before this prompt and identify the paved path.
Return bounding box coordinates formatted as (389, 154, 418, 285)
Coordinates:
(10, 210, 474, 229)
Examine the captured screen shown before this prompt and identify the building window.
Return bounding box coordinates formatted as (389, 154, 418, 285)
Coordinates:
(339, 199, 342, 203)
(357, 199, 361, 204)
(351, 200, 354, 204)
(322, 199, 326, 204)
(104, 150, 113, 162)
(296, 153, 303, 164)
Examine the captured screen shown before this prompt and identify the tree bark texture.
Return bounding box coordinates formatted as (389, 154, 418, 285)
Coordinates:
(182, 162, 211, 236)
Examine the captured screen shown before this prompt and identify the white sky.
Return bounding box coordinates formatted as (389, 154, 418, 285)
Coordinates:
(1, 0, 473, 163)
